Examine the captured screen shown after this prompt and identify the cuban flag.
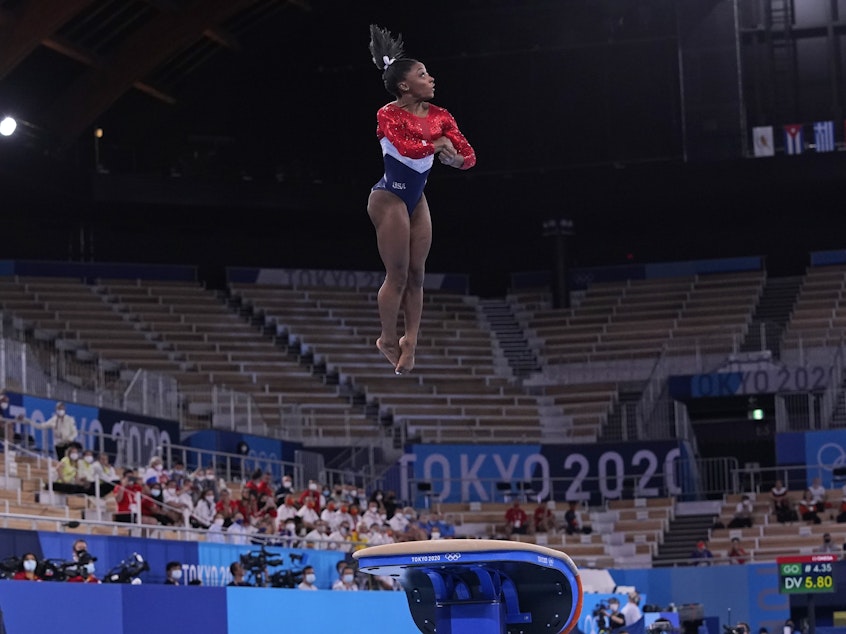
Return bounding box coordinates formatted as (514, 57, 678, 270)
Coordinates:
(814, 121, 835, 152)
(784, 124, 804, 155)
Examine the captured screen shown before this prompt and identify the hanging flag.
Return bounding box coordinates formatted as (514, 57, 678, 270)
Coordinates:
(784, 124, 804, 155)
(813, 121, 835, 152)
(752, 126, 774, 157)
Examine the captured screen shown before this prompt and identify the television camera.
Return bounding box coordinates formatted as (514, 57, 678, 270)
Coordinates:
(239, 545, 305, 588)
(102, 552, 150, 584)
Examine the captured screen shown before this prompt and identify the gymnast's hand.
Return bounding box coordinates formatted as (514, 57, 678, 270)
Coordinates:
(435, 138, 463, 168)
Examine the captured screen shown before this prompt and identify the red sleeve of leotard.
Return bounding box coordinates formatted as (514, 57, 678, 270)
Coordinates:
(432, 106, 476, 170)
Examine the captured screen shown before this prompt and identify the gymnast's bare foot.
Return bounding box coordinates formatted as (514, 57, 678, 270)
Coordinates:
(376, 337, 400, 368)
(395, 336, 416, 374)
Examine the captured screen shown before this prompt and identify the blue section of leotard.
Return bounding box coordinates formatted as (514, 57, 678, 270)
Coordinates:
(371, 154, 431, 215)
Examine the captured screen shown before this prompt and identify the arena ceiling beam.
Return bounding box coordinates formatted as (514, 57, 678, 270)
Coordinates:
(0, 0, 96, 80)
(46, 0, 264, 148)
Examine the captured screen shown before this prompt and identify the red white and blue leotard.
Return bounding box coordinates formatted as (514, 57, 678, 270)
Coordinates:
(372, 103, 476, 214)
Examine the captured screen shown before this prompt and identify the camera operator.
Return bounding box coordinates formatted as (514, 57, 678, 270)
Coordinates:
(606, 598, 626, 630)
(227, 562, 252, 587)
(66, 540, 99, 583)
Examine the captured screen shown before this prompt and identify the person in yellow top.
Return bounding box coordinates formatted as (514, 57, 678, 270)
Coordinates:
(52, 442, 88, 494)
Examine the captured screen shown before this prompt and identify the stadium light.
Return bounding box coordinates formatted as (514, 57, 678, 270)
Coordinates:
(0, 116, 16, 137)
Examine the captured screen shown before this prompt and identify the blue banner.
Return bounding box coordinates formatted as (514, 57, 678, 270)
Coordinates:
(180, 430, 300, 481)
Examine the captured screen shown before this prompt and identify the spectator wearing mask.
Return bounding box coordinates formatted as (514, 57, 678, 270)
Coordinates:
(164, 561, 183, 585)
(332, 565, 359, 591)
(426, 512, 455, 538)
(799, 489, 822, 524)
(275, 474, 295, 505)
(168, 461, 188, 489)
(728, 537, 749, 564)
(297, 565, 318, 590)
(815, 532, 838, 553)
(197, 467, 220, 498)
(297, 499, 321, 531)
(226, 512, 252, 545)
(304, 520, 332, 550)
(327, 521, 353, 553)
(728, 495, 755, 529)
(207, 514, 227, 544)
(113, 470, 152, 524)
(215, 489, 239, 527)
(246, 469, 274, 499)
(505, 500, 529, 535)
(362, 501, 386, 528)
(604, 598, 626, 630)
(143, 456, 169, 486)
(141, 483, 177, 525)
(275, 495, 299, 531)
(194, 488, 218, 528)
(690, 540, 714, 565)
(52, 442, 89, 494)
(12, 553, 41, 581)
(808, 477, 828, 513)
(298, 480, 323, 511)
(92, 452, 120, 489)
(30, 402, 78, 459)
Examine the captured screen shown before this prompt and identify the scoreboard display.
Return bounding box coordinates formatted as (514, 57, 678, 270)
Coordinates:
(777, 554, 838, 594)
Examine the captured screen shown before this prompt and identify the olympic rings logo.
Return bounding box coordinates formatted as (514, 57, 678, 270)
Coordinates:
(445, 553, 462, 562)
(815, 442, 846, 473)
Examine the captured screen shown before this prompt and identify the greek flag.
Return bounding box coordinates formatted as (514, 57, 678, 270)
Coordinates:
(814, 121, 835, 152)
(784, 124, 804, 155)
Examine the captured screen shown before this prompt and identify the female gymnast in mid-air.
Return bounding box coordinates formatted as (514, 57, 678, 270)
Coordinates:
(367, 24, 476, 375)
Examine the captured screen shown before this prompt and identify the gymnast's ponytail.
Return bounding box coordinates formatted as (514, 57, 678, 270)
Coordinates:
(369, 24, 417, 97)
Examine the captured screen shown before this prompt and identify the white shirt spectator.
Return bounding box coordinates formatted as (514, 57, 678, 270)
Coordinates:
(194, 495, 217, 527)
(388, 512, 410, 534)
(226, 519, 252, 545)
(361, 506, 385, 528)
(206, 518, 227, 544)
(296, 505, 320, 527)
(621, 594, 643, 625)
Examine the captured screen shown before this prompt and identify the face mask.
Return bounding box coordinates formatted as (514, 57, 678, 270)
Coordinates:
(431, 532, 441, 540)
(206, 474, 215, 480)
(285, 523, 296, 532)
(154, 464, 163, 472)
(205, 495, 214, 502)
(235, 519, 243, 525)
(376, 494, 383, 501)
(84, 456, 94, 464)
(343, 574, 354, 584)
(305, 573, 316, 584)
(23, 560, 36, 572)
(56, 409, 65, 416)
(151, 490, 162, 497)
(323, 489, 330, 496)
(172, 469, 183, 476)
(283, 480, 292, 488)
(309, 483, 318, 491)
(405, 513, 413, 520)
(212, 518, 223, 527)
(85, 563, 95, 575)
(69, 453, 79, 461)
(0, 402, 7, 410)
(171, 569, 182, 580)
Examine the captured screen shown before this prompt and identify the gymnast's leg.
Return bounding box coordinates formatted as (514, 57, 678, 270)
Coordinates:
(396, 195, 432, 374)
(368, 190, 411, 369)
